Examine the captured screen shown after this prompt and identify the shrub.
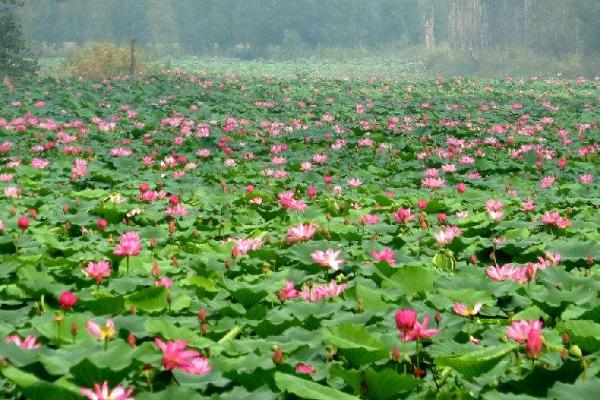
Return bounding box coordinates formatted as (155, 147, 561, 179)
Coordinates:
(63, 42, 141, 79)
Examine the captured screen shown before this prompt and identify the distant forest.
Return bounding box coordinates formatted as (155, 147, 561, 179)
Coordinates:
(18, 0, 600, 58)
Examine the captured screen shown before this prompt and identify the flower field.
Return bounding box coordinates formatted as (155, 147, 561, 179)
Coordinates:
(0, 72, 599, 399)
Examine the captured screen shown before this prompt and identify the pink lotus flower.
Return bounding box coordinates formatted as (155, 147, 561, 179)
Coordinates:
(579, 174, 593, 185)
(541, 211, 571, 229)
(113, 232, 142, 257)
(85, 261, 111, 284)
(155, 338, 199, 370)
(229, 237, 263, 258)
(401, 316, 440, 341)
(278, 191, 307, 211)
(506, 320, 543, 344)
(183, 356, 212, 375)
(155, 338, 211, 375)
(154, 278, 173, 288)
(359, 214, 379, 224)
(80, 381, 135, 400)
(522, 200, 536, 212)
(421, 177, 446, 190)
(452, 302, 483, 317)
(71, 158, 88, 180)
(526, 329, 543, 359)
(434, 226, 462, 246)
(295, 363, 316, 374)
(286, 223, 317, 244)
(395, 309, 417, 331)
(86, 319, 116, 340)
(486, 264, 535, 284)
(278, 281, 299, 301)
(4, 335, 41, 349)
(393, 208, 415, 224)
(298, 280, 347, 302)
(311, 248, 345, 271)
(371, 248, 396, 266)
(539, 175, 556, 189)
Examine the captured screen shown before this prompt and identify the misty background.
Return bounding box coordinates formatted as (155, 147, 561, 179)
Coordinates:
(6, 0, 600, 77)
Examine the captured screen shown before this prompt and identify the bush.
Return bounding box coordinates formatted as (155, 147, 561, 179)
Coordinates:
(63, 42, 141, 79)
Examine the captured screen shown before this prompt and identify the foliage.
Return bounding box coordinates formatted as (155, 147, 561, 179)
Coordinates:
(0, 66, 598, 399)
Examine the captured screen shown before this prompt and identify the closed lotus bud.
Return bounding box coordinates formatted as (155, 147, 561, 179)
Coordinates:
(139, 182, 149, 193)
(198, 308, 207, 322)
(562, 332, 570, 345)
(470, 255, 479, 264)
(435, 310, 442, 324)
(587, 256, 594, 266)
(225, 259, 232, 269)
(560, 348, 569, 361)
(17, 216, 29, 230)
(169, 194, 179, 206)
(437, 213, 447, 224)
(151, 263, 160, 278)
(457, 182, 467, 193)
(127, 333, 137, 347)
(150, 238, 158, 247)
(272, 346, 283, 365)
(70, 323, 78, 336)
(168, 220, 176, 234)
(63, 204, 70, 213)
(324, 175, 333, 184)
(413, 367, 426, 378)
(245, 185, 254, 193)
(201, 323, 208, 336)
(391, 346, 401, 362)
(130, 306, 137, 315)
(417, 199, 428, 210)
(97, 218, 108, 229)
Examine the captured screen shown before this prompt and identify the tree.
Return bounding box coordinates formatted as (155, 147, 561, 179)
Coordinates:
(0, 0, 36, 77)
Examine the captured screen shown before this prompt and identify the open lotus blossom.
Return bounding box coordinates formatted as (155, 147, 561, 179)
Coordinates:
(154, 338, 211, 375)
(311, 248, 345, 271)
(541, 211, 571, 229)
(84, 261, 111, 284)
(229, 237, 263, 257)
(278, 281, 299, 300)
(80, 381, 135, 400)
(286, 223, 317, 244)
(506, 320, 543, 344)
(113, 232, 142, 257)
(485, 199, 504, 221)
(298, 280, 347, 302)
(371, 248, 396, 266)
(486, 263, 536, 284)
(71, 158, 88, 180)
(397, 313, 440, 342)
(421, 177, 446, 190)
(278, 191, 307, 211)
(539, 175, 556, 189)
(393, 208, 416, 223)
(347, 178, 363, 187)
(452, 302, 483, 317)
(434, 225, 462, 246)
(4, 335, 42, 349)
(86, 319, 116, 341)
(295, 363, 316, 374)
(359, 214, 379, 224)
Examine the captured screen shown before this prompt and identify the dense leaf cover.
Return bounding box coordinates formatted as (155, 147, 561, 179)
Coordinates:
(0, 71, 598, 399)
